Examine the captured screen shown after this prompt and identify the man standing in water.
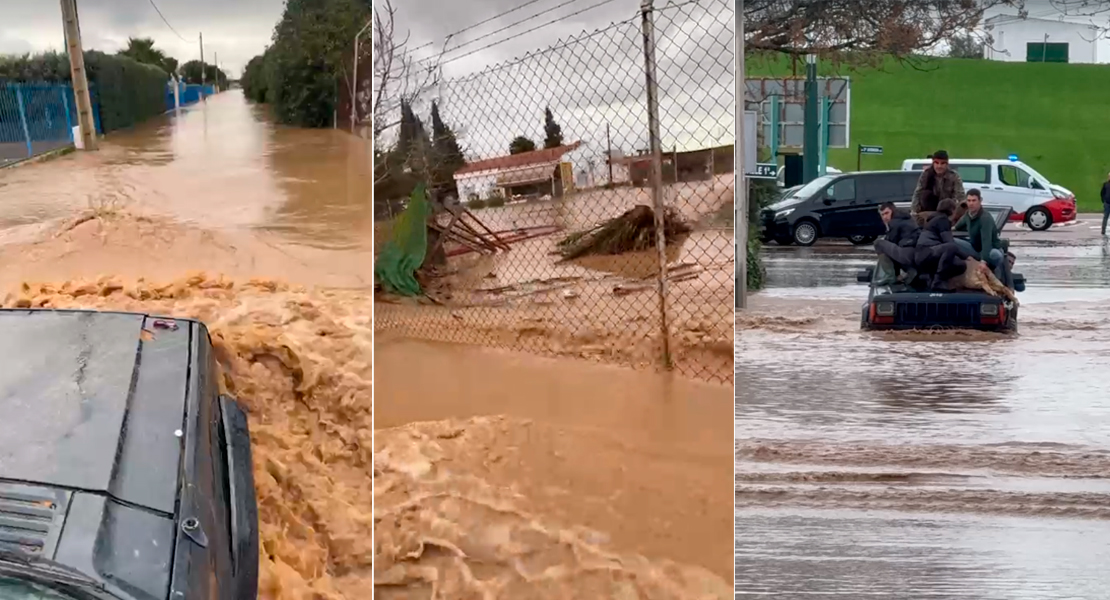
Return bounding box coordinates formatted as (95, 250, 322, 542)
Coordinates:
(1101, 171, 1110, 236)
(911, 150, 965, 227)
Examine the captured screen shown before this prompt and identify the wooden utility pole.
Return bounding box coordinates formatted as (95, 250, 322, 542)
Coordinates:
(736, 0, 747, 308)
(213, 51, 219, 93)
(60, 0, 96, 150)
(199, 32, 206, 100)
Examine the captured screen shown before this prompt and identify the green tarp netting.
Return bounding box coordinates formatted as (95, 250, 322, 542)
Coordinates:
(375, 183, 431, 296)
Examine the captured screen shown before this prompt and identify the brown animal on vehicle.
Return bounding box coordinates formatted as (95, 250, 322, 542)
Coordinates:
(946, 257, 1019, 306)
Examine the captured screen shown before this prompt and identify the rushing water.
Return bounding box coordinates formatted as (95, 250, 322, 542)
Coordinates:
(736, 226, 1110, 598)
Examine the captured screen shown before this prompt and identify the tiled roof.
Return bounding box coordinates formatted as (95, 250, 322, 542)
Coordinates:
(455, 141, 582, 175)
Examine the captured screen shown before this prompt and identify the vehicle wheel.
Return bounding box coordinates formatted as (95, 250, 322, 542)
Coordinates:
(848, 235, 877, 245)
(792, 220, 819, 246)
(1025, 207, 1052, 231)
(860, 305, 869, 330)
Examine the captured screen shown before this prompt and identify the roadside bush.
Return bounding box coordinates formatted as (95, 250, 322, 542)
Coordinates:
(85, 51, 166, 133)
(485, 190, 507, 208)
(745, 179, 778, 292)
(241, 53, 270, 103)
(0, 50, 168, 134)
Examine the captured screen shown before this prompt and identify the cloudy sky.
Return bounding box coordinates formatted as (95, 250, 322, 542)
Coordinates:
(0, 0, 284, 77)
(379, 0, 734, 158)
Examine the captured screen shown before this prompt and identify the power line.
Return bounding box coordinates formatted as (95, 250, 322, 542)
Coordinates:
(437, 0, 602, 58)
(390, 0, 621, 76)
(146, 0, 194, 43)
(407, 0, 550, 55)
(439, 0, 622, 67)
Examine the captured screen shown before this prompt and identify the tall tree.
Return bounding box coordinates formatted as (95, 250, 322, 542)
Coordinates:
(117, 37, 178, 76)
(543, 107, 564, 149)
(429, 101, 466, 194)
(744, 0, 1019, 62)
(396, 99, 432, 175)
(266, 0, 373, 128)
(946, 32, 984, 59)
(180, 60, 228, 87)
(509, 136, 536, 155)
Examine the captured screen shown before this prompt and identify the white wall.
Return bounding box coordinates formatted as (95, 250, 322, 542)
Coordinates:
(455, 171, 499, 200)
(985, 18, 1098, 63)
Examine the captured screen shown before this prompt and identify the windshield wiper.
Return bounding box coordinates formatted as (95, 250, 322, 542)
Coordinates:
(0, 550, 107, 598)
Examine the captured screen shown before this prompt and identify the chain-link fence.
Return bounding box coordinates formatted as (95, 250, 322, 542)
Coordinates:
(375, 0, 734, 383)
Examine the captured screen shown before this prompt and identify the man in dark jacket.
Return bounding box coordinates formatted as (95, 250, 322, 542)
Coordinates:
(912, 150, 966, 227)
(873, 202, 919, 285)
(1101, 171, 1110, 236)
(915, 198, 984, 291)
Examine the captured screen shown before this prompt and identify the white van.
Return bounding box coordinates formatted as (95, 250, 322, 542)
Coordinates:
(900, 157, 1076, 231)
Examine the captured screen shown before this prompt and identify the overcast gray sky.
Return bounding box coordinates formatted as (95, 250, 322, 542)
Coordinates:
(381, 0, 733, 157)
(0, 0, 284, 77)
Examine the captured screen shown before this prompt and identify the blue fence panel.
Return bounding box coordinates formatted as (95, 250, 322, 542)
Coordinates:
(0, 82, 103, 165)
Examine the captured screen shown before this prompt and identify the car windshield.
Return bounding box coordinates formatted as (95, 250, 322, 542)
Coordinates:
(1017, 161, 1051, 186)
(0, 575, 84, 599)
(786, 175, 837, 199)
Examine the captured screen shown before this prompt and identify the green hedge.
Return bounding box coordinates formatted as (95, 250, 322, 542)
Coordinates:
(1, 50, 168, 134)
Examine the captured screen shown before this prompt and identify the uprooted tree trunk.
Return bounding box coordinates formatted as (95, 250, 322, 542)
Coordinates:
(556, 205, 691, 261)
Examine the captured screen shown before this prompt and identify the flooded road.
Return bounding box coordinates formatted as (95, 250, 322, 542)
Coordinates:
(375, 338, 733, 597)
(0, 91, 373, 250)
(736, 222, 1110, 598)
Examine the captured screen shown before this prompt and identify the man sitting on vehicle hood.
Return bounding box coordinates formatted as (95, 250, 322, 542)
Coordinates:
(872, 202, 920, 285)
(911, 150, 965, 227)
(915, 198, 987, 291)
(953, 188, 1011, 287)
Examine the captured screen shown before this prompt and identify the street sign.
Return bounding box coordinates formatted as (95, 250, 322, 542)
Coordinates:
(747, 162, 777, 179)
(859, 145, 883, 155)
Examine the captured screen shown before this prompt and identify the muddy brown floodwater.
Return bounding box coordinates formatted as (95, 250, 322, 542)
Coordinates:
(737, 229, 1110, 599)
(0, 91, 733, 599)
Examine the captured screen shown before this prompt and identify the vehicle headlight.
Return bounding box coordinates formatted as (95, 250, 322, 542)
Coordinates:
(875, 301, 895, 316)
(981, 303, 999, 316)
(775, 208, 794, 219)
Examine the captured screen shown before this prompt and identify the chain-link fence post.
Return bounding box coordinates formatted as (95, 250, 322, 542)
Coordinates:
(639, 0, 673, 370)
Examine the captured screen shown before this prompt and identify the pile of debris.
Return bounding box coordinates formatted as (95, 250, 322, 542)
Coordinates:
(556, 205, 691, 261)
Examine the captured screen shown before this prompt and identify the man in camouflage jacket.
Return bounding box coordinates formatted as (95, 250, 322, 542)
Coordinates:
(911, 150, 965, 227)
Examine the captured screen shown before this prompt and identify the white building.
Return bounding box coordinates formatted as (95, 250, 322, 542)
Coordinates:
(454, 142, 582, 200)
(983, 14, 1100, 63)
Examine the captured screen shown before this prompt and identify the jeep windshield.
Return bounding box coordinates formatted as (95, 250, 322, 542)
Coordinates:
(0, 575, 92, 599)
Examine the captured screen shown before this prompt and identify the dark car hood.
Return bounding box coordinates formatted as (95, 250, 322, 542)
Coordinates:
(0, 310, 190, 515)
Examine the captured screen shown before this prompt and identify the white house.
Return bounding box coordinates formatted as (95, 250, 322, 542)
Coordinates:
(983, 14, 1100, 63)
(453, 142, 582, 200)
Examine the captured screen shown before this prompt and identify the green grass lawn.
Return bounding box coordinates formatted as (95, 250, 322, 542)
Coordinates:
(747, 55, 1110, 212)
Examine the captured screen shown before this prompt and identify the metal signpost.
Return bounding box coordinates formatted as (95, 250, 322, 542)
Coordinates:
(856, 144, 882, 170)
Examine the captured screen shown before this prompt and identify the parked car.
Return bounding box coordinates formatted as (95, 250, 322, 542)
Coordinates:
(901, 157, 1075, 231)
(760, 170, 920, 246)
(857, 206, 1026, 332)
(0, 309, 259, 600)
(776, 165, 841, 188)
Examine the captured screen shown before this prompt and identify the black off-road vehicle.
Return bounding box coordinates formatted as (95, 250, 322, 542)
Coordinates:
(858, 206, 1026, 332)
(0, 310, 258, 600)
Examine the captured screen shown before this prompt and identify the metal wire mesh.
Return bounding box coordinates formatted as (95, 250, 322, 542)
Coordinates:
(375, 0, 734, 383)
(0, 83, 79, 166)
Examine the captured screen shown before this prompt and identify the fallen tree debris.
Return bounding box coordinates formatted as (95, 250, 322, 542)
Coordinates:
(556, 205, 691, 261)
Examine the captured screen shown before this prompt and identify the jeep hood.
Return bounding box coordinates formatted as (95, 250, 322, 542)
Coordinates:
(0, 310, 190, 514)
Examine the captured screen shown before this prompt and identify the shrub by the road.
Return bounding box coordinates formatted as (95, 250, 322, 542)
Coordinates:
(241, 0, 371, 128)
(0, 50, 167, 134)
